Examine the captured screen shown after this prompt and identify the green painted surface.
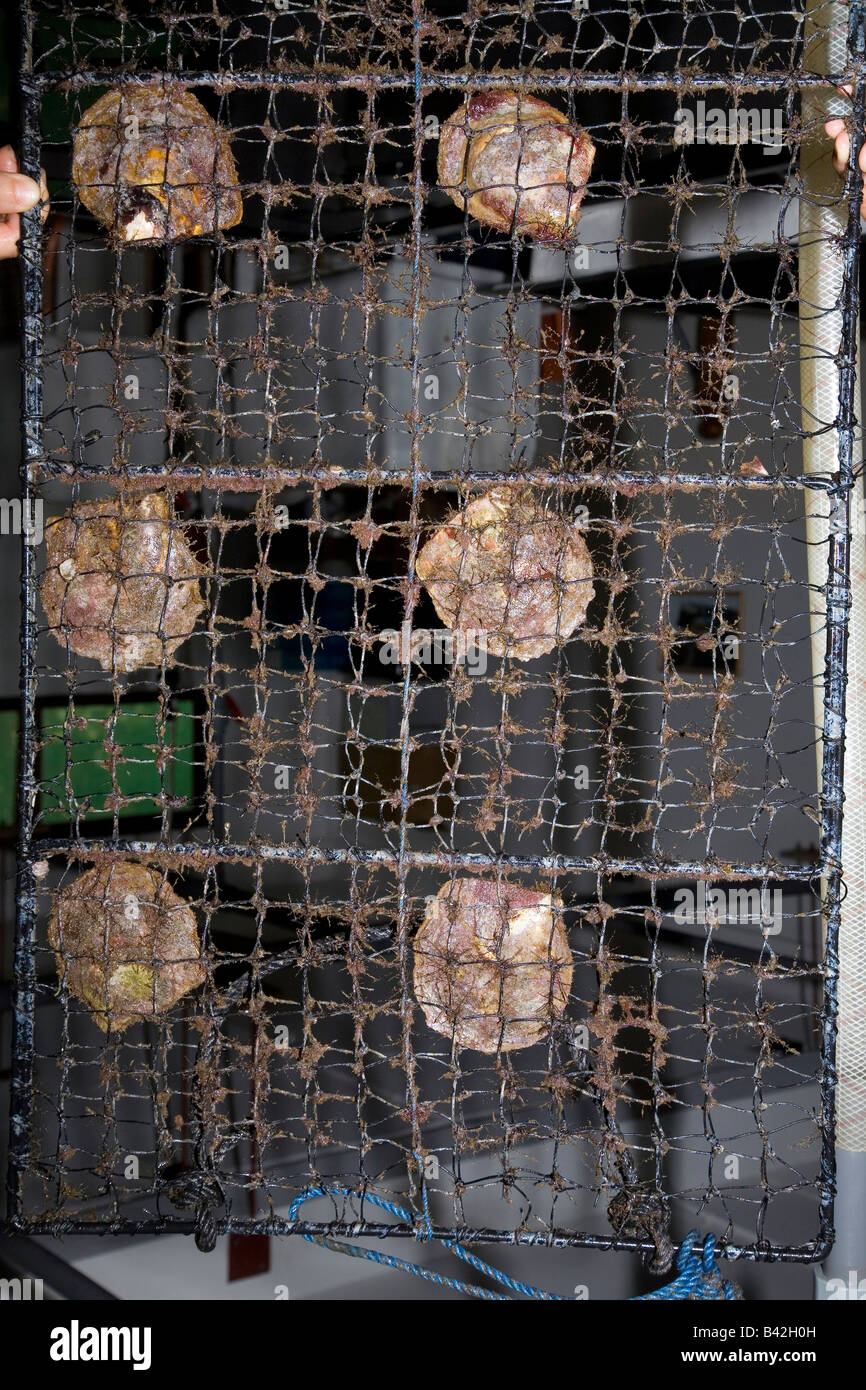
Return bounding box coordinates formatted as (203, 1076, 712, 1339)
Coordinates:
(0, 708, 17, 829)
(37, 699, 198, 825)
(0, 700, 199, 831)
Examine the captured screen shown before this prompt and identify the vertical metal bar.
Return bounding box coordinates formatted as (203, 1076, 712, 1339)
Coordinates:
(8, 5, 43, 1224)
(394, 1, 427, 1229)
(819, 0, 866, 1295)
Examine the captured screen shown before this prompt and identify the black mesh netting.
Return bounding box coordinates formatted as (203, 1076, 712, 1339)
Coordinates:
(8, 0, 864, 1264)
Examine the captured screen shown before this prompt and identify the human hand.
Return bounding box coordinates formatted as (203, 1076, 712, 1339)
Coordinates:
(0, 145, 48, 260)
(825, 86, 866, 217)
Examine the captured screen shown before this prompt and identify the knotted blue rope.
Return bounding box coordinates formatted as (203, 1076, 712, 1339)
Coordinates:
(633, 1230, 741, 1300)
(287, 1181, 742, 1301)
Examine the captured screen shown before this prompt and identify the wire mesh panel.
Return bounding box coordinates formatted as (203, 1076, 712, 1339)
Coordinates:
(8, 0, 864, 1264)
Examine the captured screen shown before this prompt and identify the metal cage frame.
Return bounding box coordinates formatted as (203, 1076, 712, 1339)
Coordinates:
(7, 1, 866, 1265)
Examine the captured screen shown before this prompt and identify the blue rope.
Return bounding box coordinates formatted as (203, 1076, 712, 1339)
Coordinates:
(288, 1185, 566, 1300)
(287, 1182, 741, 1301)
(633, 1231, 740, 1301)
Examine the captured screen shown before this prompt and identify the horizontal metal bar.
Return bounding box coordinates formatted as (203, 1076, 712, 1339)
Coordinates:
(30, 69, 858, 94)
(3, 1214, 831, 1263)
(26, 461, 846, 495)
(32, 837, 824, 883)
